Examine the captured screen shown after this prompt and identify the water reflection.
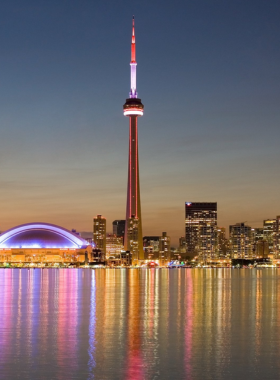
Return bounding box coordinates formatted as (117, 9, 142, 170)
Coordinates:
(142, 269, 160, 378)
(1, 269, 280, 379)
(184, 268, 193, 379)
(57, 269, 79, 379)
(126, 269, 143, 379)
(88, 270, 96, 378)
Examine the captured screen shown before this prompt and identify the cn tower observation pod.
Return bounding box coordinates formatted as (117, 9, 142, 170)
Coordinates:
(123, 98, 144, 116)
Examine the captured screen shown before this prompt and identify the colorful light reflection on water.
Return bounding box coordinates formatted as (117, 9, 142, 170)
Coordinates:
(1, 268, 280, 380)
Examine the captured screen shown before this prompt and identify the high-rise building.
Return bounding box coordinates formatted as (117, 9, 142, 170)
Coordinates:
(185, 202, 217, 259)
(126, 216, 141, 262)
(159, 232, 171, 265)
(143, 236, 160, 260)
(123, 17, 144, 262)
(263, 219, 276, 255)
(252, 227, 264, 243)
(273, 216, 280, 258)
(106, 234, 124, 258)
(217, 227, 229, 257)
(93, 215, 106, 254)
(251, 227, 263, 256)
(255, 240, 269, 258)
(112, 220, 126, 243)
(229, 222, 253, 258)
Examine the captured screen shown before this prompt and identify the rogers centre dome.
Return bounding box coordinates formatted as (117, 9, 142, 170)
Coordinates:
(0, 223, 93, 264)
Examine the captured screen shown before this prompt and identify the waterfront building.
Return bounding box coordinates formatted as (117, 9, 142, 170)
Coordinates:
(126, 216, 141, 262)
(123, 17, 144, 263)
(255, 240, 269, 258)
(93, 215, 106, 255)
(0, 222, 92, 264)
(159, 232, 171, 265)
(143, 236, 160, 260)
(229, 222, 253, 258)
(253, 227, 264, 241)
(90, 249, 105, 264)
(185, 202, 217, 259)
(106, 234, 124, 258)
(274, 216, 280, 258)
(217, 227, 229, 257)
(112, 220, 126, 243)
(263, 219, 276, 255)
(107, 251, 132, 267)
(251, 227, 264, 256)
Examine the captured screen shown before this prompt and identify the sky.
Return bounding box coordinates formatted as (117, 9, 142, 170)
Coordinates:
(0, 0, 279, 244)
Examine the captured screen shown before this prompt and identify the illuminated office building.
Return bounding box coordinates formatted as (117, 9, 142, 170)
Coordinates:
(217, 227, 229, 257)
(185, 202, 217, 259)
(274, 216, 280, 258)
(251, 227, 264, 256)
(125, 216, 141, 262)
(229, 222, 253, 258)
(106, 234, 124, 258)
(159, 232, 171, 265)
(143, 236, 160, 260)
(252, 227, 264, 243)
(255, 240, 269, 258)
(263, 219, 276, 255)
(112, 220, 126, 243)
(123, 17, 144, 262)
(93, 215, 106, 254)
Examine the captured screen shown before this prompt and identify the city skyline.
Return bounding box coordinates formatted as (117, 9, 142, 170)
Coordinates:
(0, 1, 279, 245)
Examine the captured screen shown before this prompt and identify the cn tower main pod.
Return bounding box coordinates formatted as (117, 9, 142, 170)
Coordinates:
(123, 16, 144, 263)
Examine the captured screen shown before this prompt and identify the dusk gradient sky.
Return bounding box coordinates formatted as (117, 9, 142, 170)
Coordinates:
(0, 0, 279, 244)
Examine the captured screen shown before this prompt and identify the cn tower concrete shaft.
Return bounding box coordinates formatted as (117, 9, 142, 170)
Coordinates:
(124, 115, 143, 260)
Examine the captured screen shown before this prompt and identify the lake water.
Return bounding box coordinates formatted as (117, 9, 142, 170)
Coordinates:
(1, 268, 280, 380)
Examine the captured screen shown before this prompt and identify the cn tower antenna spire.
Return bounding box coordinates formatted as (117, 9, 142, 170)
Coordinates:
(130, 16, 137, 98)
(131, 16, 135, 50)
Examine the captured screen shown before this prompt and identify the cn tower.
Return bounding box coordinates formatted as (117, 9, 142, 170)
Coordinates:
(123, 16, 144, 262)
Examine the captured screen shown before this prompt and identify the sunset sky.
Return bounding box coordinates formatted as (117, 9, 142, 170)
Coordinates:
(0, 0, 279, 244)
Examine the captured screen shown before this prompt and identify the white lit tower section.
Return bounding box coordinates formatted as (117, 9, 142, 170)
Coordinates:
(123, 16, 144, 262)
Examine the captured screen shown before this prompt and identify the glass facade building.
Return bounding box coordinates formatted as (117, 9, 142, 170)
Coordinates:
(93, 215, 106, 255)
(185, 202, 217, 259)
(229, 222, 253, 258)
(112, 220, 126, 243)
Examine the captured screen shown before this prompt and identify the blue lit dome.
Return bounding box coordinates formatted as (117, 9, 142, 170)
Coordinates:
(0, 223, 90, 249)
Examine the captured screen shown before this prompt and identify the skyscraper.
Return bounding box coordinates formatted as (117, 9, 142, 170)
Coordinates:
(112, 220, 126, 243)
(273, 215, 280, 258)
(93, 215, 106, 255)
(143, 236, 160, 260)
(263, 219, 276, 255)
(123, 17, 144, 262)
(217, 227, 229, 257)
(229, 222, 253, 258)
(185, 202, 217, 259)
(106, 234, 124, 259)
(159, 232, 171, 265)
(251, 227, 264, 256)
